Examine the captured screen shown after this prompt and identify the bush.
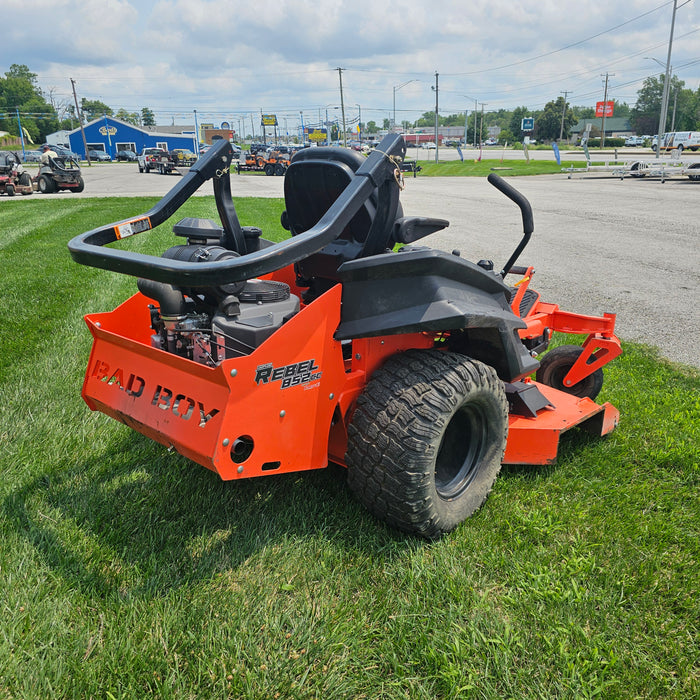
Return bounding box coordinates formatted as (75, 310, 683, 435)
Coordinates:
(585, 137, 625, 148)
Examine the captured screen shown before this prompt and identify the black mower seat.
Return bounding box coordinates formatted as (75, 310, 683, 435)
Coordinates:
(283, 147, 392, 284)
(282, 146, 448, 291)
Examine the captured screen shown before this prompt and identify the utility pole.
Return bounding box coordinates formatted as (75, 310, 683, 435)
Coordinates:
(600, 73, 614, 149)
(656, 0, 679, 159)
(70, 78, 91, 165)
(434, 72, 439, 163)
(559, 90, 571, 142)
(670, 87, 679, 132)
(338, 67, 347, 148)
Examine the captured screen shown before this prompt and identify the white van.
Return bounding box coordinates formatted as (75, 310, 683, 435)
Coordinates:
(662, 131, 700, 152)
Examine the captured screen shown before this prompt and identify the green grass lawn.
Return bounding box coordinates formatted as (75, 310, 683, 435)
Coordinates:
(416, 159, 590, 177)
(1, 197, 698, 699)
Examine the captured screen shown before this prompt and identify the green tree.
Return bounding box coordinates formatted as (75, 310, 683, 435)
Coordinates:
(533, 97, 575, 141)
(497, 128, 515, 144)
(572, 105, 595, 120)
(365, 120, 378, 134)
(413, 111, 437, 127)
(0, 64, 57, 142)
(382, 118, 391, 130)
(141, 107, 156, 126)
(115, 108, 140, 125)
(509, 106, 531, 137)
(630, 74, 687, 135)
(80, 98, 113, 122)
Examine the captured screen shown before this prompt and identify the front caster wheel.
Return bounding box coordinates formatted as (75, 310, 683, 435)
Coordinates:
(536, 345, 604, 400)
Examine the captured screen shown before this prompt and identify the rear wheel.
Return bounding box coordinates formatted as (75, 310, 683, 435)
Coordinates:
(38, 174, 55, 193)
(6, 184, 15, 196)
(630, 162, 646, 178)
(264, 163, 275, 176)
(274, 163, 286, 176)
(346, 350, 508, 539)
(536, 345, 603, 400)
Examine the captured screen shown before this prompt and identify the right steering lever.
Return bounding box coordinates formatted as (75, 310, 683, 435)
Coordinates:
(487, 173, 534, 277)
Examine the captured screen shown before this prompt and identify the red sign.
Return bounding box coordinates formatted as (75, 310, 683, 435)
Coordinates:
(595, 101, 614, 118)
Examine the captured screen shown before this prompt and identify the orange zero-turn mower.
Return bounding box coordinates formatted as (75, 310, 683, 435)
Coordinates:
(68, 134, 621, 539)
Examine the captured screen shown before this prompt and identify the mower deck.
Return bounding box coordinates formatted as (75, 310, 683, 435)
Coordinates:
(504, 381, 619, 465)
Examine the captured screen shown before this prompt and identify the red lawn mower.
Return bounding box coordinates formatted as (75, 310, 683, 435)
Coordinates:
(68, 134, 621, 538)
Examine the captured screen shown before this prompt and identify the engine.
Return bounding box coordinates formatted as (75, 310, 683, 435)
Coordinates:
(137, 241, 300, 366)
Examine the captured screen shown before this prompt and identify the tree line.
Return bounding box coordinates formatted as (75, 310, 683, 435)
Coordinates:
(2, 63, 699, 145)
(0, 64, 156, 144)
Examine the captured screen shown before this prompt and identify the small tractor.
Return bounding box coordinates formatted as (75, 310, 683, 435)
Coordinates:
(236, 149, 290, 175)
(0, 151, 33, 196)
(68, 134, 621, 539)
(34, 153, 84, 193)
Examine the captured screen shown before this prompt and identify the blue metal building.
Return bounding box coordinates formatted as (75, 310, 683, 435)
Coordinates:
(67, 117, 197, 159)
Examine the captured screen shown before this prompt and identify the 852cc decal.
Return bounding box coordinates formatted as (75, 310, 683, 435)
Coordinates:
(254, 359, 322, 389)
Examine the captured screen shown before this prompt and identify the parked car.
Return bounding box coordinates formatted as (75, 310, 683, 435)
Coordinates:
(625, 136, 644, 147)
(115, 149, 137, 161)
(170, 148, 197, 165)
(88, 150, 112, 162)
(421, 141, 437, 149)
(484, 137, 498, 146)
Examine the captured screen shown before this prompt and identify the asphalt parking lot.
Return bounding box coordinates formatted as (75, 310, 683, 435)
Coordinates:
(6, 160, 699, 368)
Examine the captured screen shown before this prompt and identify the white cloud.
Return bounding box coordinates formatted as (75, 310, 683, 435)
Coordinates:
(2, 0, 698, 126)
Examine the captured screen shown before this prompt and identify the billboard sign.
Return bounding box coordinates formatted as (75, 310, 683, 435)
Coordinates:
(261, 114, 278, 126)
(307, 128, 327, 142)
(521, 117, 534, 131)
(595, 101, 614, 118)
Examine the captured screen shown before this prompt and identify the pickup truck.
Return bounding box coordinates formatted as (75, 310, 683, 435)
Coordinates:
(138, 148, 167, 173)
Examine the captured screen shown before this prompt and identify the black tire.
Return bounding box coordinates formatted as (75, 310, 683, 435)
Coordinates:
(630, 162, 646, 178)
(38, 174, 55, 194)
(676, 144, 683, 153)
(688, 163, 700, 181)
(274, 163, 285, 176)
(535, 344, 603, 400)
(75, 176, 85, 193)
(346, 349, 508, 539)
(19, 172, 31, 187)
(264, 163, 275, 176)
(6, 184, 15, 196)
(138, 164, 144, 173)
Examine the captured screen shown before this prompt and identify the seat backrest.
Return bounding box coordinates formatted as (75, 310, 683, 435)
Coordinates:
(283, 146, 400, 287)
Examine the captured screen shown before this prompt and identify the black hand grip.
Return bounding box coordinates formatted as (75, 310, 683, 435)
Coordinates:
(487, 173, 534, 235)
(487, 173, 534, 277)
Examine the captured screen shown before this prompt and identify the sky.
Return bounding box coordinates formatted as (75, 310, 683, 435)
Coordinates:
(3, 0, 699, 133)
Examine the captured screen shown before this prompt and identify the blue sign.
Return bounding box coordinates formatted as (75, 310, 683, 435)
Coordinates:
(521, 117, 534, 131)
(552, 142, 561, 165)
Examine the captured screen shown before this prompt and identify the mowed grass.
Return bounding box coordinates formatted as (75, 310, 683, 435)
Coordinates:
(413, 158, 588, 177)
(1, 197, 698, 699)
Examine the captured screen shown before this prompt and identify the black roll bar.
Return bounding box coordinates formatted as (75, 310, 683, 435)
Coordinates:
(68, 134, 407, 287)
